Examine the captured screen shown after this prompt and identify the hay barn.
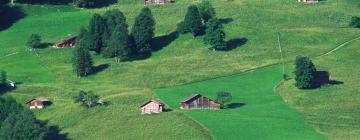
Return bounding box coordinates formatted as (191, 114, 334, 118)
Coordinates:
(144, 0, 171, 5)
(180, 93, 220, 109)
(53, 36, 77, 48)
(26, 97, 51, 109)
(140, 99, 165, 114)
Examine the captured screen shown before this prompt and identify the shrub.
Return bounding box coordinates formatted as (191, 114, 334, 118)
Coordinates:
(74, 90, 101, 108)
(216, 91, 232, 108)
(294, 56, 317, 89)
(26, 34, 41, 48)
(349, 16, 360, 28)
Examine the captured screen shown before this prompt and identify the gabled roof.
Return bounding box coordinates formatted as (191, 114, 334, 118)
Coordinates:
(181, 93, 201, 103)
(26, 97, 49, 104)
(140, 99, 164, 108)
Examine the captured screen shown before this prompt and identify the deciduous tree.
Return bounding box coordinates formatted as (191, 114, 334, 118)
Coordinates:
(294, 56, 317, 89)
(198, 0, 216, 23)
(74, 90, 101, 108)
(216, 91, 232, 108)
(72, 46, 93, 77)
(204, 18, 226, 50)
(26, 34, 41, 49)
(184, 5, 204, 37)
(88, 13, 106, 54)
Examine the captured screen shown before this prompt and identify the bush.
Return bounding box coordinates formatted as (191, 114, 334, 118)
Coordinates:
(294, 56, 317, 89)
(74, 90, 101, 108)
(216, 91, 232, 108)
(349, 16, 360, 28)
(26, 34, 41, 48)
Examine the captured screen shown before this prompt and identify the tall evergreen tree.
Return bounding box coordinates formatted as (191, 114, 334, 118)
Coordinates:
(0, 70, 6, 86)
(88, 14, 106, 54)
(131, 7, 155, 58)
(72, 46, 93, 77)
(294, 56, 317, 89)
(198, 0, 216, 23)
(102, 10, 128, 57)
(0, 109, 48, 140)
(204, 18, 227, 50)
(76, 27, 91, 50)
(184, 5, 204, 37)
(0, 96, 22, 124)
(108, 26, 131, 62)
(26, 34, 41, 49)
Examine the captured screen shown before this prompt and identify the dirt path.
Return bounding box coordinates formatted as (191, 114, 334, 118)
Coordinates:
(319, 35, 360, 57)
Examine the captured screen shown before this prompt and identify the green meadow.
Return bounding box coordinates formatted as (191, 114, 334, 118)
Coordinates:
(0, 0, 359, 139)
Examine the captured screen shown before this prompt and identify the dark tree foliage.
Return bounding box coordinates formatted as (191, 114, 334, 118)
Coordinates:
(294, 56, 317, 89)
(14, 0, 72, 5)
(74, 90, 101, 108)
(72, 46, 93, 77)
(76, 27, 91, 50)
(27, 34, 41, 48)
(107, 26, 131, 62)
(102, 10, 128, 58)
(176, 21, 189, 34)
(73, 0, 97, 8)
(198, 0, 216, 23)
(0, 96, 22, 124)
(184, 5, 204, 37)
(204, 18, 226, 50)
(349, 16, 360, 28)
(216, 91, 232, 108)
(88, 14, 106, 54)
(0, 109, 48, 140)
(131, 7, 156, 58)
(0, 70, 6, 86)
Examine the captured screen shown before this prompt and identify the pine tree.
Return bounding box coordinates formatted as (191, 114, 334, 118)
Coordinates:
(0, 70, 6, 86)
(27, 34, 41, 49)
(88, 14, 106, 54)
(204, 18, 227, 50)
(0, 96, 22, 123)
(102, 10, 128, 57)
(72, 46, 93, 77)
(131, 7, 155, 58)
(184, 5, 204, 37)
(76, 27, 91, 50)
(198, 0, 216, 23)
(108, 26, 131, 62)
(0, 109, 48, 140)
(294, 56, 317, 89)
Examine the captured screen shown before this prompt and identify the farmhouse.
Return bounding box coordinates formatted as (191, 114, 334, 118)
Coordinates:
(298, 0, 318, 3)
(180, 93, 220, 109)
(144, 0, 171, 5)
(140, 99, 165, 114)
(53, 36, 77, 48)
(26, 97, 51, 109)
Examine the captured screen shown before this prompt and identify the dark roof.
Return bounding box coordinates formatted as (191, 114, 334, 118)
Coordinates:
(140, 99, 164, 108)
(181, 93, 201, 103)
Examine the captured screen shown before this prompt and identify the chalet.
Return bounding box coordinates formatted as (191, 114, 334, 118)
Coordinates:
(180, 93, 220, 109)
(298, 0, 318, 3)
(140, 99, 165, 114)
(53, 36, 77, 48)
(26, 97, 51, 109)
(144, 0, 171, 5)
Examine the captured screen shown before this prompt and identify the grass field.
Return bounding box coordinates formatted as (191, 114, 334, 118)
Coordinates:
(0, 0, 359, 139)
(154, 65, 325, 140)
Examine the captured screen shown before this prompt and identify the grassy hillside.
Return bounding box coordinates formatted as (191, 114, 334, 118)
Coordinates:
(0, 0, 359, 139)
(277, 40, 360, 140)
(154, 65, 325, 140)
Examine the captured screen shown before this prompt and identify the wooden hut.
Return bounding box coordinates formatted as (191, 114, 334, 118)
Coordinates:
(298, 0, 318, 3)
(53, 36, 77, 48)
(180, 93, 220, 109)
(26, 97, 51, 109)
(144, 0, 171, 5)
(140, 99, 165, 114)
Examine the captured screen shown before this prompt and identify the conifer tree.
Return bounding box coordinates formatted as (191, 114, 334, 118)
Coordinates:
(72, 46, 93, 77)
(107, 26, 131, 62)
(131, 7, 155, 58)
(76, 27, 91, 50)
(27, 34, 41, 49)
(204, 18, 227, 50)
(0, 109, 48, 140)
(184, 5, 204, 37)
(0, 70, 6, 86)
(294, 56, 317, 89)
(88, 14, 106, 54)
(198, 0, 216, 23)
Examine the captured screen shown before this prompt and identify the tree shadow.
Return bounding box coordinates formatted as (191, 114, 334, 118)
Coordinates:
(44, 124, 69, 140)
(226, 103, 246, 109)
(16, 0, 72, 5)
(163, 108, 173, 112)
(312, 71, 344, 88)
(225, 38, 248, 51)
(219, 18, 234, 24)
(91, 64, 109, 75)
(0, 85, 16, 95)
(328, 80, 344, 85)
(151, 31, 178, 52)
(94, 0, 118, 8)
(37, 43, 54, 49)
(0, 5, 26, 31)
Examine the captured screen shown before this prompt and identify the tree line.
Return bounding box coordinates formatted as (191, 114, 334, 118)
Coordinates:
(3, 0, 115, 8)
(73, 8, 155, 77)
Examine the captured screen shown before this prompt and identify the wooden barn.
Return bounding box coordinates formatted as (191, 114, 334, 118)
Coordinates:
(298, 0, 318, 3)
(26, 97, 51, 109)
(144, 0, 171, 5)
(180, 93, 220, 109)
(140, 99, 165, 114)
(53, 36, 77, 48)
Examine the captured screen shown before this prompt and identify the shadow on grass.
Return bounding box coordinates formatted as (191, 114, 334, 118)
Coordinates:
(37, 43, 54, 49)
(0, 5, 26, 31)
(219, 18, 234, 24)
(151, 31, 178, 52)
(44, 123, 69, 140)
(16, 0, 72, 5)
(94, 0, 117, 8)
(91, 64, 109, 75)
(0, 85, 15, 95)
(225, 38, 248, 51)
(226, 103, 245, 109)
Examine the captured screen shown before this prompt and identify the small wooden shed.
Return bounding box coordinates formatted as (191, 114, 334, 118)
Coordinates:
(298, 0, 318, 3)
(180, 93, 220, 109)
(53, 36, 77, 48)
(144, 0, 171, 5)
(140, 99, 165, 114)
(26, 97, 51, 109)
